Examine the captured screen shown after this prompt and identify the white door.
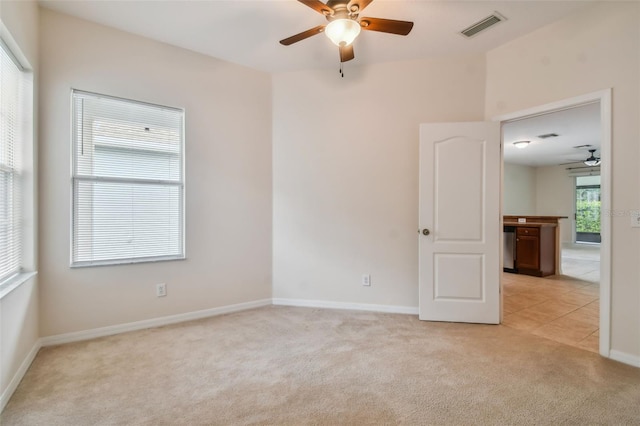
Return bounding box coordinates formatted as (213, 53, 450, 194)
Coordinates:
(419, 122, 501, 324)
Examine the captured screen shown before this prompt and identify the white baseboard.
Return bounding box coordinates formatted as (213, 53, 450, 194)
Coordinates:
(1, 339, 42, 412)
(609, 349, 640, 368)
(41, 298, 272, 347)
(272, 298, 419, 315)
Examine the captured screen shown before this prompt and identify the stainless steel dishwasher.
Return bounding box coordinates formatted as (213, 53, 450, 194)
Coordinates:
(503, 226, 516, 272)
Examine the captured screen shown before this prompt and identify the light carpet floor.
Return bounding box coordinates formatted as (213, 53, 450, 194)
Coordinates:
(2, 306, 640, 425)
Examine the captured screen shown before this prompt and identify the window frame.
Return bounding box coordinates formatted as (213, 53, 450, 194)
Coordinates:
(70, 89, 186, 268)
(0, 35, 36, 296)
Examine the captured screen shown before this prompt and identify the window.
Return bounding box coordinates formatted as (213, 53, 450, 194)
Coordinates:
(71, 90, 185, 266)
(575, 175, 601, 244)
(0, 41, 27, 284)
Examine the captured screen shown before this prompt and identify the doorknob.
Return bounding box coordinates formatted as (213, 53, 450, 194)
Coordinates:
(422, 229, 430, 236)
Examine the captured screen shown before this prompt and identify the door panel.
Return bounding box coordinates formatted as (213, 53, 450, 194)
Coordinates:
(419, 122, 500, 324)
(434, 137, 485, 242)
(434, 254, 484, 300)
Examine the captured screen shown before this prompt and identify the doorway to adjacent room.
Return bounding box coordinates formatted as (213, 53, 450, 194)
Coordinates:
(498, 90, 610, 356)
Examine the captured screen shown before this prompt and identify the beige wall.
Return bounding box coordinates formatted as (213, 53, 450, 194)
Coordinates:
(0, 0, 39, 407)
(504, 163, 576, 244)
(535, 165, 574, 244)
(38, 10, 273, 336)
(503, 163, 536, 216)
(486, 2, 640, 358)
(273, 55, 486, 308)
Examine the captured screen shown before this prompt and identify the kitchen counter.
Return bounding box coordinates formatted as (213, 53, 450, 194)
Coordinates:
(504, 215, 568, 224)
(504, 216, 567, 277)
(503, 222, 557, 228)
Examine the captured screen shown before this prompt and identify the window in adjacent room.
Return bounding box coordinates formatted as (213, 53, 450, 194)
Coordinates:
(575, 175, 601, 244)
(0, 39, 32, 287)
(71, 90, 185, 267)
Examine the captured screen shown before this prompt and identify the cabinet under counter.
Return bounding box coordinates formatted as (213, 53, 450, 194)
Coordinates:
(503, 216, 567, 277)
(509, 223, 557, 277)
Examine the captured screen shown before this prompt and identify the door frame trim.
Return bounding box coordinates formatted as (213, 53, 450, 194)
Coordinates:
(492, 89, 612, 358)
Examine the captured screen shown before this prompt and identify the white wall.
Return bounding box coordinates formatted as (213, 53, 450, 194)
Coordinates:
(0, 0, 39, 408)
(504, 162, 579, 244)
(503, 163, 536, 215)
(486, 2, 640, 359)
(38, 10, 273, 336)
(273, 55, 486, 309)
(504, 162, 589, 244)
(535, 165, 574, 244)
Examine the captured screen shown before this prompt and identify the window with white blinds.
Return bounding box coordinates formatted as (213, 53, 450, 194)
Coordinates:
(71, 90, 185, 267)
(0, 41, 25, 284)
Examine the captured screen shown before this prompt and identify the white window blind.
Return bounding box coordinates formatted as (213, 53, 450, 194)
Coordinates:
(71, 90, 185, 267)
(0, 41, 24, 283)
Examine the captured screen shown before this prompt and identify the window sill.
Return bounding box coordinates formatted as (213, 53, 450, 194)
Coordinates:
(0, 271, 38, 300)
(70, 255, 185, 268)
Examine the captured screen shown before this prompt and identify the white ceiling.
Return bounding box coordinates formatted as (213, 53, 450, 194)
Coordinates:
(39, 0, 594, 73)
(503, 102, 601, 167)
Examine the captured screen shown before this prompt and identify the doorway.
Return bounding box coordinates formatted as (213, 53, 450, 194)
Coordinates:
(496, 90, 611, 356)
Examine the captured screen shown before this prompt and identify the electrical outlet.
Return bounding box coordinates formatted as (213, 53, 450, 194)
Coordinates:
(362, 274, 371, 286)
(156, 283, 167, 297)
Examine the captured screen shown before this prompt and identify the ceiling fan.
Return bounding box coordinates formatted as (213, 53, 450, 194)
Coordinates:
(279, 0, 414, 67)
(560, 149, 602, 166)
(583, 149, 601, 166)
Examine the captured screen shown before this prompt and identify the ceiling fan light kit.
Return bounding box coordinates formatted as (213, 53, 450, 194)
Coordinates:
(325, 18, 361, 46)
(513, 140, 530, 149)
(583, 149, 601, 166)
(279, 0, 414, 76)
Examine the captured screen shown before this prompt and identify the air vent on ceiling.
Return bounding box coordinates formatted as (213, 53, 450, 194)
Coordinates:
(460, 12, 506, 38)
(538, 133, 560, 139)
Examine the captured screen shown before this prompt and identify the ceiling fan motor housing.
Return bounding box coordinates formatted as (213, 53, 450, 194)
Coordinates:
(326, 1, 357, 22)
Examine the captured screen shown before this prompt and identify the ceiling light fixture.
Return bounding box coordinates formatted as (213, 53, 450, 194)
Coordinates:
(583, 149, 601, 166)
(513, 141, 530, 149)
(325, 18, 361, 46)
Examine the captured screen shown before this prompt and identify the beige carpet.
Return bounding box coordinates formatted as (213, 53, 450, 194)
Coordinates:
(2, 306, 640, 425)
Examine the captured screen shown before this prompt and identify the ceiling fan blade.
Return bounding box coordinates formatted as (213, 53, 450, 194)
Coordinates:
(297, 0, 334, 15)
(360, 17, 414, 35)
(279, 25, 326, 46)
(347, 0, 374, 13)
(339, 44, 355, 62)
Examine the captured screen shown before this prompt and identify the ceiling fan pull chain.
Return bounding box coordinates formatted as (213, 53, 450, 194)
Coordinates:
(339, 62, 344, 77)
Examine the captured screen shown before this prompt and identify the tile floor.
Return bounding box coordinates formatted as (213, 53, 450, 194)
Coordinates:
(502, 244, 600, 353)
